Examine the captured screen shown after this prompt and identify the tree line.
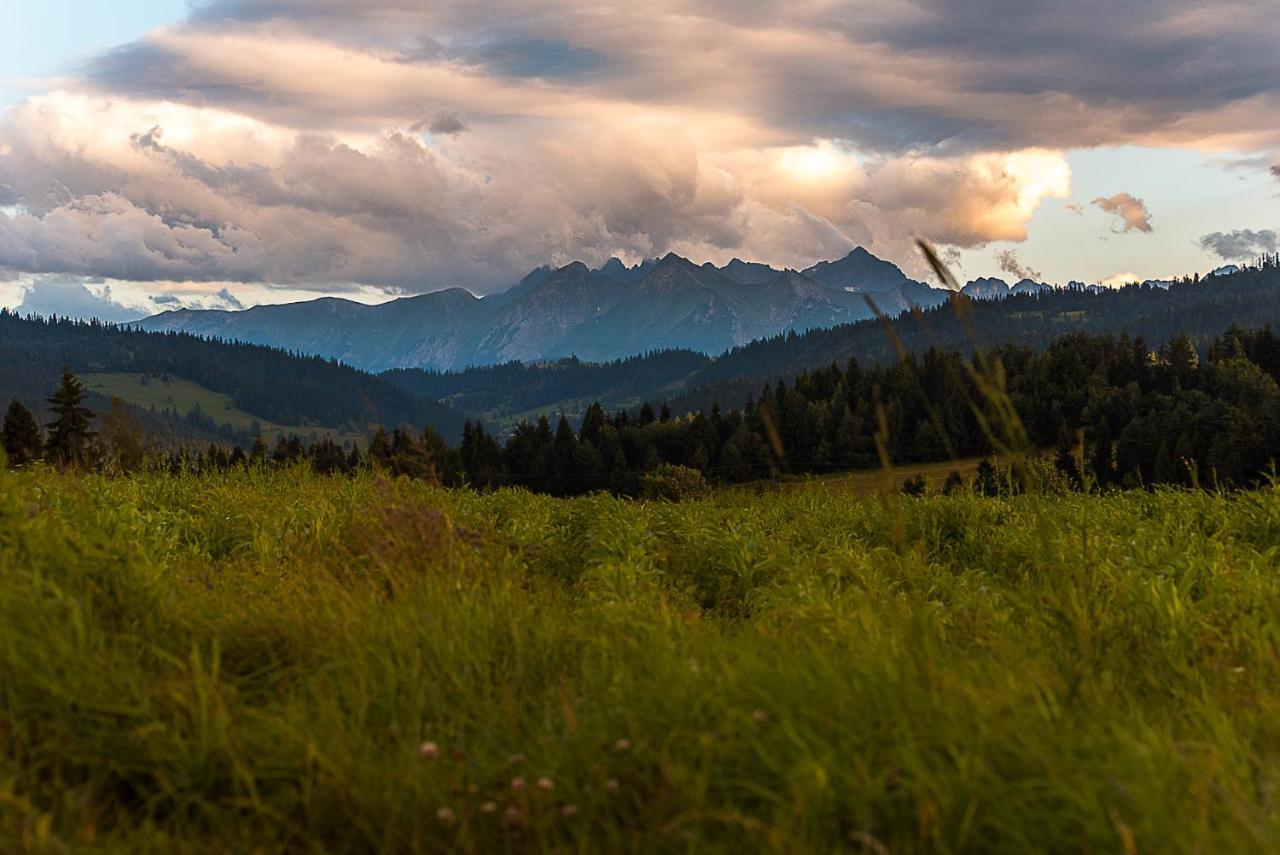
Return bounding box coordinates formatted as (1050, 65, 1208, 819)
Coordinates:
(12, 323, 1280, 495)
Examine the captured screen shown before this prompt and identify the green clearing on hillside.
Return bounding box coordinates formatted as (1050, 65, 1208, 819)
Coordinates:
(82, 372, 364, 446)
(736, 457, 991, 497)
(2, 466, 1279, 852)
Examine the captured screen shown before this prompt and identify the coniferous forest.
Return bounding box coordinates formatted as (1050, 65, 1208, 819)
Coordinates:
(10, 322, 1280, 496)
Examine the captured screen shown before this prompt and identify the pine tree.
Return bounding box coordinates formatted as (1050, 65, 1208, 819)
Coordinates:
(550, 415, 579, 496)
(2, 400, 41, 466)
(44, 368, 95, 466)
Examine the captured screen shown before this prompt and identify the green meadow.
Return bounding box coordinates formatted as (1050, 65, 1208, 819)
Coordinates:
(80, 373, 365, 446)
(2, 465, 1279, 852)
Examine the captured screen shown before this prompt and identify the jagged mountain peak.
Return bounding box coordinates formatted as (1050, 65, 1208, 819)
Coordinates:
(138, 246, 955, 372)
(959, 277, 1011, 301)
(802, 246, 914, 293)
(718, 257, 783, 284)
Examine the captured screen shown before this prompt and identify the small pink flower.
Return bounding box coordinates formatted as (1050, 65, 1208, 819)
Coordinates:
(507, 753, 525, 766)
(503, 805, 523, 826)
(560, 803, 579, 818)
(436, 807, 456, 825)
(536, 777, 555, 792)
(613, 738, 631, 752)
(752, 709, 769, 724)
(419, 741, 441, 759)
(479, 800, 498, 814)
(511, 776, 526, 790)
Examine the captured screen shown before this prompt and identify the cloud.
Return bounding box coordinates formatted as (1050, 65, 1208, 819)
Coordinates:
(1, 0, 1276, 295)
(1101, 272, 1142, 288)
(83, 1, 1280, 153)
(215, 287, 245, 309)
(413, 111, 468, 136)
(1092, 192, 1153, 233)
(1198, 229, 1278, 260)
(15, 276, 144, 322)
(0, 92, 1073, 290)
(995, 249, 1042, 281)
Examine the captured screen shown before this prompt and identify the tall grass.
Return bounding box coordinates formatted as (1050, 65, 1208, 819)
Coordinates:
(2, 464, 1279, 851)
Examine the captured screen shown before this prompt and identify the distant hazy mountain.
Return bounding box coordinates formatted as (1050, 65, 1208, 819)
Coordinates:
(138, 247, 954, 372)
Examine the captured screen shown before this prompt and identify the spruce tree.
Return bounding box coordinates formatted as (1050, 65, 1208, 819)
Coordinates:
(2, 400, 42, 466)
(44, 368, 95, 466)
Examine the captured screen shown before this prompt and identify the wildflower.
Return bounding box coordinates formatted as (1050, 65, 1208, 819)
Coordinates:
(511, 776, 526, 790)
(503, 805, 523, 826)
(613, 738, 631, 752)
(436, 807, 456, 825)
(560, 803, 579, 818)
(752, 709, 769, 724)
(507, 753, 525, 766)
(480, 800, 499, 814)
(537, 777, 555, 792)
(419, 741, 441, 759)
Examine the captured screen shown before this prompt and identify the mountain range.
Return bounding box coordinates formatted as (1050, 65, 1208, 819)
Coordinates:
(138, 248, 1039, 372)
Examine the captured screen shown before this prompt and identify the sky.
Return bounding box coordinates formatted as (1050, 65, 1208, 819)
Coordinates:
(2, 0, 1279, 320)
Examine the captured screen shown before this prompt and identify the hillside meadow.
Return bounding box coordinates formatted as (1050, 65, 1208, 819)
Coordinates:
(2, 464, 1279, 852)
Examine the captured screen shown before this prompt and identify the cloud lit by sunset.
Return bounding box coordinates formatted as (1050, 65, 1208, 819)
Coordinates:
(2, 0, 1279, 316)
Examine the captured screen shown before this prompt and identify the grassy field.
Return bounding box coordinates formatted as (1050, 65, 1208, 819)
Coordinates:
(81, 373, 364, 446)
(2, 465, 1280, 852)
(735, 458, 992, 497)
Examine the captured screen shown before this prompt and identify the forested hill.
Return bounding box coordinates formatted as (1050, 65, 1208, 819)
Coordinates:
(0, 311, 465, 439)
(665, 261, 1280, 413)
(382, 349, 710, 421)
(383, 260, 1280, 420)
(700, 261, 1280, 383)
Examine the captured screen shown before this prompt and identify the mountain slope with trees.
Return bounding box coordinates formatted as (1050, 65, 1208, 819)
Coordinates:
(0, 311, 465, 442)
